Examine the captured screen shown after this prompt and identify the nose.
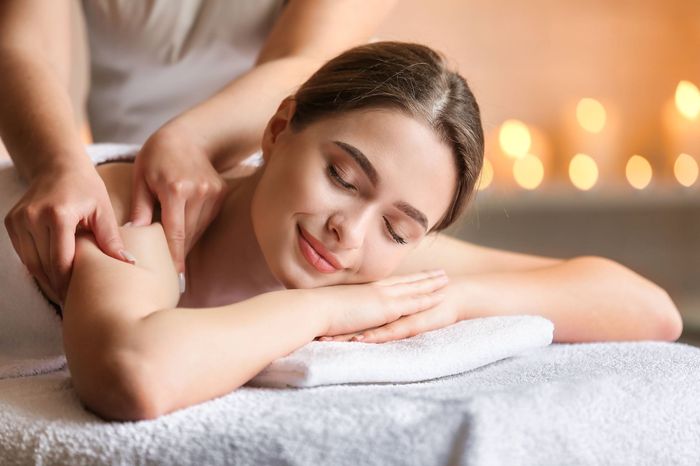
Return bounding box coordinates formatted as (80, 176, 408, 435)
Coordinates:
(327, 206, 375, 250)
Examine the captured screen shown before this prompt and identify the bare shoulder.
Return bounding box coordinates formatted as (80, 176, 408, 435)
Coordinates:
(393, 233, 564, 276)
(66, 222, 180, 324)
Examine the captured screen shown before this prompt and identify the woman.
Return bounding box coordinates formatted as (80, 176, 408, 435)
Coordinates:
(38, 42, 681, 422)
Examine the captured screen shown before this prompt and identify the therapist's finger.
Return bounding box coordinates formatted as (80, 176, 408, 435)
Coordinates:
(91, 202, 131, 263)
(129, 173, 155, 227)
(159, 192, 187, 274)
(31, 221, 56, 294)
(49, 221, 76, 302)
(18, 228, 57, 303)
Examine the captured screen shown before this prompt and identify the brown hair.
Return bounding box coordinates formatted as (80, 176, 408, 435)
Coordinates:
(290, 41, 484, 233)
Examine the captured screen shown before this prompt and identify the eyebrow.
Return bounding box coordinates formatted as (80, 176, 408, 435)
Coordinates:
(332, 140, 429, 232)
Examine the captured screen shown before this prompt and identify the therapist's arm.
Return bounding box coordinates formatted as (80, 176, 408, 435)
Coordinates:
(0, 0, 129, 303)
(162, 0, 399, 172)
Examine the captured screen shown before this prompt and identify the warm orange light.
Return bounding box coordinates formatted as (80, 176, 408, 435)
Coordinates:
(477, 159, 494, 190)
(674, 153, 699, 187)
(513, 153, 544, 190)
(568, 153, 599, 191)
(675, 81, 700, 120)
(625, 155, 652, 190)
(498, 120, 531, 159)
(576, 98, 607, 133)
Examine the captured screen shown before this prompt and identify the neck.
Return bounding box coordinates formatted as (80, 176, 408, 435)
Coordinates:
(182, 168, 284, 307)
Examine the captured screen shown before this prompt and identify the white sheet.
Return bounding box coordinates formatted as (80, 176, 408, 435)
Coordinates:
(1, 341, 698, 465)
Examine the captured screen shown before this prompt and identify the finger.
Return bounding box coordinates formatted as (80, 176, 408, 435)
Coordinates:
(387, 273, 449, 299)
(184, 196, 206, 256)
(48, 221, 76, 302)
(129, 173, 155, 227)
(397, 290, 446, 318)
(318, 332, 363, 342)
(187, 179, 228, 253)
(31, 221, 56, 295)
(17, 227, 57, 302)
(159, 192, 187, 273)
(91, 203, 130, 263)
(375, 269, 446, 287)
(360, 305, 454, 343)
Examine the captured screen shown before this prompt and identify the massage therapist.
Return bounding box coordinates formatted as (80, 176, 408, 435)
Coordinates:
(0, 0, 396, 305)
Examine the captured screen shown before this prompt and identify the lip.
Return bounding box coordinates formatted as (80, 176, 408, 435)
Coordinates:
(297, 225, 343, 273)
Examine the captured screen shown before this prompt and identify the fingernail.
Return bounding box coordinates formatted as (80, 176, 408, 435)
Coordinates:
(319, 336, 331, 341)
(178, 272, 186, 294)
(122, 221, 132, 227)
(120, 249, 136, 265)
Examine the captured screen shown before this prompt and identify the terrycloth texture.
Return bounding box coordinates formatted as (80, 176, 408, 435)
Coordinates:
(0, 144, 140, 380)
(248, 315, 554, 387)
(0, 341, 699, 465)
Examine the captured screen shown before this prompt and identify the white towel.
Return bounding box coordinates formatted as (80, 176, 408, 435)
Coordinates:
(247, 315, 554, 387)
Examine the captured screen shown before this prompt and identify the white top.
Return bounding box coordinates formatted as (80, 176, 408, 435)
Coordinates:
(82, 0, 286, 144)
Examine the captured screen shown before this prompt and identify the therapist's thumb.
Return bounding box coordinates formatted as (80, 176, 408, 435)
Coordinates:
(129, 175, 155, 227)
(92, 205, 133, 264)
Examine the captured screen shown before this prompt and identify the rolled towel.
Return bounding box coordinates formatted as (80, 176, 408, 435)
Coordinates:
(246, 315, 554, 388)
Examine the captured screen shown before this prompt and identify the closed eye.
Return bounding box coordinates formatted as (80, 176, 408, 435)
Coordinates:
(326, 164, 407, 245)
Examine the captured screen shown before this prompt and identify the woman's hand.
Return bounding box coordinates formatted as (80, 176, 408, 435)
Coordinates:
(129, 122, 230, 274)
(317, 271, 462, 344)
(318, 270, 450, 338)
(4, 165, 129, 304)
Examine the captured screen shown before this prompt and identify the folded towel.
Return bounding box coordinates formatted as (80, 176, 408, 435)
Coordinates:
(246, 315, 554, 387)
(0, 144, 140, 379)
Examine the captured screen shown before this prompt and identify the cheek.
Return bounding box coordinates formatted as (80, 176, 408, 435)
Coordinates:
(355, 246, 405, 281)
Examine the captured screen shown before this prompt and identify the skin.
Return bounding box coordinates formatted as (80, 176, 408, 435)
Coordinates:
(0, 0, 398, 304)
(59, 101, 683, 421)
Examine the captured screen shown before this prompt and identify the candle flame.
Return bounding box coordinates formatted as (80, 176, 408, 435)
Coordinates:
(675, 81, 700, 120)
(513, 154, 544, 190)
(498, 120, 531, 159)
(626, 155, 652, 190)
(674, 153, 699, 187)
(576, 98, 607, 133)
(569, 153, 599, 190)
(477, 159, 494, 190)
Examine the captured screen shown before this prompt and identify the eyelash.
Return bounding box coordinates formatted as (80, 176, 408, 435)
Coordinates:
(327, 164, 407, 245)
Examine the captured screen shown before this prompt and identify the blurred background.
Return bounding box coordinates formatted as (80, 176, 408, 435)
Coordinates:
(378, 0, 700, 346)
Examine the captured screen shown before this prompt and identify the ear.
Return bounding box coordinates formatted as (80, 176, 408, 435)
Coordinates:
(261, 97, 297, 162)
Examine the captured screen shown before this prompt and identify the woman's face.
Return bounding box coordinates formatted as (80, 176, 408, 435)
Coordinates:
(251, 100, 457, 289)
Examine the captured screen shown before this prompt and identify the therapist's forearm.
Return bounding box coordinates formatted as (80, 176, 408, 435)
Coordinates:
(165, 55, 323, 172)
(110, 288, 328, 420)
(0, 50, 91, 182)
(452, 256, 682, 343)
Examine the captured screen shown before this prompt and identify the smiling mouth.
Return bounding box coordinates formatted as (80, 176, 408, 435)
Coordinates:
(297, 225, 339, 273)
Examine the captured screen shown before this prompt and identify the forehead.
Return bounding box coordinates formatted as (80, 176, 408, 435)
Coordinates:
(301, 108, 457, 229)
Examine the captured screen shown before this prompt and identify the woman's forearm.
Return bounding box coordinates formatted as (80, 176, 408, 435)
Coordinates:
(452, 256, 683, 343)
(105, 288, 328, 420)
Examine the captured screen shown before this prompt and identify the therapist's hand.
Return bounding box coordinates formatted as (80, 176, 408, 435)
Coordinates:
(4, 165, 129, 304)
(129, 123, 230, 274)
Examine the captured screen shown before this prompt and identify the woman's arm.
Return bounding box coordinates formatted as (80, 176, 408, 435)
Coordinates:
(63, 221, 446, 421)
(450, 256, 683, 343)
(63, 224, 328, 422)
(334, 235, 683, 344)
